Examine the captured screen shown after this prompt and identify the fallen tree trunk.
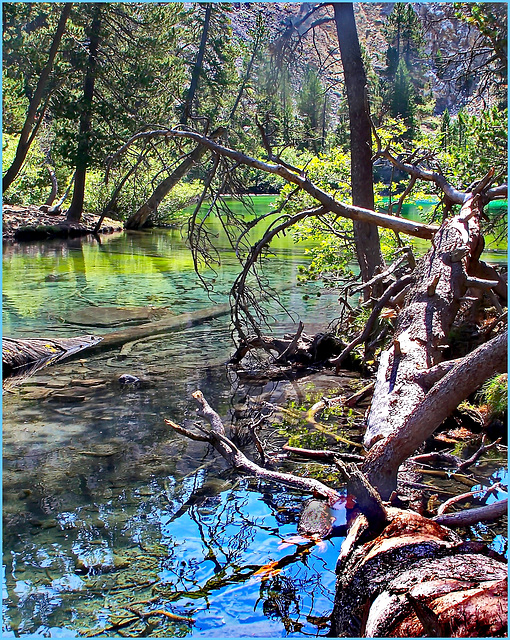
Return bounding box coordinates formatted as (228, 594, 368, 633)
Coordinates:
(168, 391, 508, 637)
(363, 196, 483, 450)
(363, 330, 507, 498)
(124, 127, 226, 230)
(2, 335, 102, 383)
(330, 509, 507, 637)
(360, 196, 507, 499)
(2, 304, 233, 384)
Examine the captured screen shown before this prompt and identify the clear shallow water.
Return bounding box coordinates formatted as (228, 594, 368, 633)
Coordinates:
(3, 196, 507, 637)
(3, 197, 348, 637)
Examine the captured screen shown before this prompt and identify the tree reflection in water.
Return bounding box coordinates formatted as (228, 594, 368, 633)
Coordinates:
(3, 465, 342, 637)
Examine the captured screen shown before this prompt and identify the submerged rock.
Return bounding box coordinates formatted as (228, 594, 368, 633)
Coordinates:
(298, 498, 335, 539)
(118, 374, 140, 386)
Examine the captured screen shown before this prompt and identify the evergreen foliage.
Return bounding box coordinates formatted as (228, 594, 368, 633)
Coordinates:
(2, 2, 507, 230)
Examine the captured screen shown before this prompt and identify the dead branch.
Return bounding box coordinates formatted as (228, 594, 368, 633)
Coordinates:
(436, 483, 504, 516)
(344, 382, 375, 407)
(331, 274, 414, 370)
(191, 390, 226, 435)
(433, 498, 508, 527)
(336, 460, 387, 532)
(350, 250, 414, 295)
(282, 445, 364, 463)
(457, 436, 502, 472)
(111, 128, 440, 239)
(166, 391, 342, 506)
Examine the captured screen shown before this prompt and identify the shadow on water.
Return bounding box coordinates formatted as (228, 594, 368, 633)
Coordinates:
(3, 198, 507, 636)
(3, 205, 346, 636)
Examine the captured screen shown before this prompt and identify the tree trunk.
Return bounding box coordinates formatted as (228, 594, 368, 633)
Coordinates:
(125, 127, 225, 230)
(361, 196, 507, 499)
(66, 5, 101, 223)
(334, 3, 383, 291)
(2, 335, 101, 383)
(330, 509, 507, 637)
(3, 3, 72, 193)
(181, 3, 212, 126)
(364, 330, 507, 499)
(45, 164, 58, 206)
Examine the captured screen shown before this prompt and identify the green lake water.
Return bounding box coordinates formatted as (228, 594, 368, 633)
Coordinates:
(2, 196, 507, 637)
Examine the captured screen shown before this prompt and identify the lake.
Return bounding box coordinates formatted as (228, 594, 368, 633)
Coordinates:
(2, 196, 507, 637)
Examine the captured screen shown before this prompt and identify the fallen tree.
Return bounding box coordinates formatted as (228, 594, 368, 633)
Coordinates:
(156, 151, 507, 635)
(167, 384, 507, 637)
(2, 335, 102, 386)
(360, 195, 507, 497)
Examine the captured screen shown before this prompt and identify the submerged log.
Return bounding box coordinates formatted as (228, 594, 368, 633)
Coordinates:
(2, 335, 102, 384)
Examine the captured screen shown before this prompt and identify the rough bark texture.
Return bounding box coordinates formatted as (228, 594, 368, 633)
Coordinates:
(66, 5, 101, 223)
(363, 197, 483, 451)
(3, 3, 72, 193)
(360, 198, 507, 499)
(330, 509, 508, 637)
(364, 331, 507, 498)
(334, 3, 383, 288)
(125, 128, 225, 230)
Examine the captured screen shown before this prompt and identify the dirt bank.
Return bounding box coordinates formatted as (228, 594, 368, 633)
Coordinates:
(3, 204, 123, 242)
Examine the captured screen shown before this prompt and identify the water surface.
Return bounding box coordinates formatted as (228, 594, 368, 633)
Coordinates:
(3, 196, 507, 636)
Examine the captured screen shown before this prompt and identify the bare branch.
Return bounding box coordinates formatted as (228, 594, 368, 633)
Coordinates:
(111, 128, 439, 239)
(331, 275, 414, 370)
(167, 392, 343, 506)
(433, 499, 508, 527)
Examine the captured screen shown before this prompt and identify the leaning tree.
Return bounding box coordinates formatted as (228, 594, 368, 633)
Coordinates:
(111, 121, 507, 636)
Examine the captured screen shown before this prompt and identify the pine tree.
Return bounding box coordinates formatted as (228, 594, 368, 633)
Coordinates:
(390, 58, 416, 135)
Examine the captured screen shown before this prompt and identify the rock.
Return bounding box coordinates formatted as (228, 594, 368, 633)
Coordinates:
(118, 374, 140, 386)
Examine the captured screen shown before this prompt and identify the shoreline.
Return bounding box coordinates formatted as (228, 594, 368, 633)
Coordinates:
(3, 203, 123, 242)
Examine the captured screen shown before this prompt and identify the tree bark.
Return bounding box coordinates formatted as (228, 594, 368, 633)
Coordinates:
(330, 508, 507, 637)
(2, 335, 101, 382)
(66, 5, 101, 223)
(3, 3, 73, 193)
(125, 127, 225, 230)
(45, 164, 58, 206)
(363, 330, 507, 499)
(334, 3, 383, 291)
(360, 196, 507, 499)
(181, 3, 212, 126)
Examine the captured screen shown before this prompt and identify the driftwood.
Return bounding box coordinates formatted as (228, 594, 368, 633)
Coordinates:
(2, 335, 102, 385)
(2, 304, 235, 385)
(433, 499, 508, 527)
(229, 327, 348, 367)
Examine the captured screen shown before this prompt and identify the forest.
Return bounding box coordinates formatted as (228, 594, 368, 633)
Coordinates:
(2, 2, 508, 638)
